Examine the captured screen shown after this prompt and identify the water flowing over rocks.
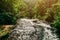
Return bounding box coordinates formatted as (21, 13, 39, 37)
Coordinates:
(7, 19, 59, 40)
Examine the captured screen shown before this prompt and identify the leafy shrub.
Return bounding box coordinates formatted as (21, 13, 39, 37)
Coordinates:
(0, 0, 59, 24)
(0, 0, 19, 24)
(51, 5, 60, 38)
(0, 12, 16, 24)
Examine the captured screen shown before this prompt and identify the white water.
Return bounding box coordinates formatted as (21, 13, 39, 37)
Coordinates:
(7, 19, 59, 40)
(43, 26, 58, 40)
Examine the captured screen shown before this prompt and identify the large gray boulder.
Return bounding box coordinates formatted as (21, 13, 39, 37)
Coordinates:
(7, 19, 58, 40)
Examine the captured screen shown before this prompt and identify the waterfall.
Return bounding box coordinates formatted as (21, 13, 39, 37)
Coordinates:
(42, 25, 58, 40)
(7, 19, 59, 40)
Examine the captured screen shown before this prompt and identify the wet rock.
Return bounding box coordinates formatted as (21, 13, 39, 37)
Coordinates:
(7, 19, 59, 40)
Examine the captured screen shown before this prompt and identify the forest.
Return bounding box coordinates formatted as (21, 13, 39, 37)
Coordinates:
(0, 0, 60, 40)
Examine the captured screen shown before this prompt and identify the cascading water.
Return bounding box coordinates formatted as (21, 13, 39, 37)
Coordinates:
(7, 19, 59, 40)
(42, 24, 58, 40)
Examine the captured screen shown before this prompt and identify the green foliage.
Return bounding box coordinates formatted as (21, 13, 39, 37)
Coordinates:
(0, 0, 59, 24)
(0, 0, 18, 24)
(0, 12, 16, 24)
(0, 30, 8, 37)
(51, 5, 60, 38)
